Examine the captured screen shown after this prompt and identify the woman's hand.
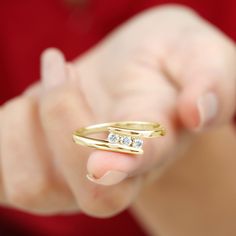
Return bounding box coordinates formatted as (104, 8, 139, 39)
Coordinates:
(0, 5, 235, 217)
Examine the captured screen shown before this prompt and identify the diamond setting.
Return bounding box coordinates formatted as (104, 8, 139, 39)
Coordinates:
(107, 133, 119, 144)
(107, 132, 143, 149)
(120, 136, 132, 146)
(132, 139, 143, 149)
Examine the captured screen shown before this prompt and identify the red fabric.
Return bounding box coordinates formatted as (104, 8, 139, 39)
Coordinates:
(0, 0, 236, 235)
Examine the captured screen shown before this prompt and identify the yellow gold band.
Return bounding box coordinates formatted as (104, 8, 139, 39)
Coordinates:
(73, 121, 166, 155)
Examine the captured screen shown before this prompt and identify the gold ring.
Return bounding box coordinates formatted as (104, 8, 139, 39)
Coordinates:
(73, 121, 166, 155)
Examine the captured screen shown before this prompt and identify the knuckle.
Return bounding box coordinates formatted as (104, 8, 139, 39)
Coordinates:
(150, 4, 201, 25)
(156, 4, 199, 17)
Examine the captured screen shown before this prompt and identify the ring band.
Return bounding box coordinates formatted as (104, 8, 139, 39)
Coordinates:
(73, 121, 166, 155)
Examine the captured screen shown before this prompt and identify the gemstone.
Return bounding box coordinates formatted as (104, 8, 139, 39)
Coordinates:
(132, 139, 143, 149)
(120, 136, 132, 146)
(108, 133, 119, 144)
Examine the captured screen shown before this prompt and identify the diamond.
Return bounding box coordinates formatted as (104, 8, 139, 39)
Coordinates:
(132, 139, 143, 149)
(108, 133, 119, 144)
(120, 136, 132, 146)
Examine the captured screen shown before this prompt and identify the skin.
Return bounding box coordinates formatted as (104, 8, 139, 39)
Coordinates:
(132, 125, 236, 236)
(0, 4, 236, 234)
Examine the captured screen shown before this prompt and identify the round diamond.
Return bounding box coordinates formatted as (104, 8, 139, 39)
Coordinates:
(120, 136, 132, 146)
(108, 133, 119, 144)
(132, 139, 143, 149)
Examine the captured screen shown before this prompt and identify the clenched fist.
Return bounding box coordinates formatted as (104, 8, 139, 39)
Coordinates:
(0, 5, 235, 217)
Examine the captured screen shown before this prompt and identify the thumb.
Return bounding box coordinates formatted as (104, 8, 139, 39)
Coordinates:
(178, 69, 236, 131)
(86, 67, 179, 186)
(173, 34, 236, 130)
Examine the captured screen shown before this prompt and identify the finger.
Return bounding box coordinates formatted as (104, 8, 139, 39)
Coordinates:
(39, 49, 143, 217)
(1, 96, 76, 214)
(87, 62, 179, 186)
(166, 26, 236, 130)
(41, 48, 67, 91)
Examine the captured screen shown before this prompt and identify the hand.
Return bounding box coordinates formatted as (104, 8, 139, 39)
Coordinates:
(0, 5, 235, 217)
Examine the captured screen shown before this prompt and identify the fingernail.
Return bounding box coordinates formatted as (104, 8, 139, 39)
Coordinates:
(197, 92, 218, 128)
(86, 170, 128, 186)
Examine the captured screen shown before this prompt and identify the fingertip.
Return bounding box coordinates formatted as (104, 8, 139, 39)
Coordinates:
(40, 48, 65, 63)
(40, 48, 67, 90)
(87, 150, 142, 180)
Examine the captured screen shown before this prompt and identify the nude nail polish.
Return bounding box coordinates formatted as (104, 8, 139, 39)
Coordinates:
(86, 170, 128, 186)
(197, 92, 218, 128)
